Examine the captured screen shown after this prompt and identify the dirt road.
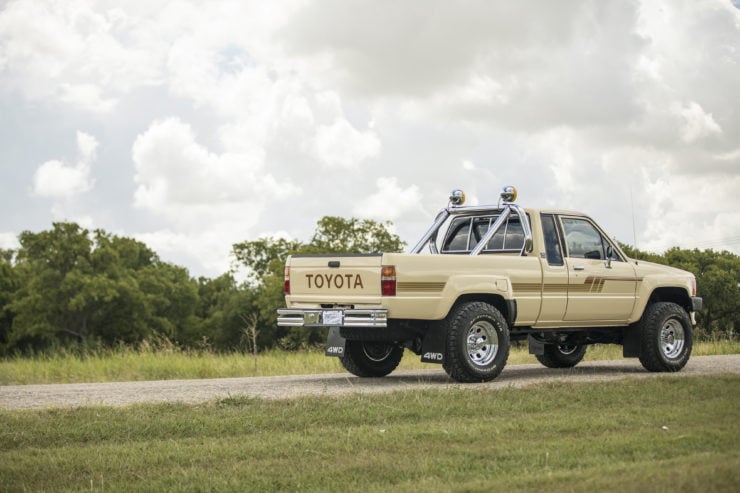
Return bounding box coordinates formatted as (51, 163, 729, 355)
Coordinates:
(1, 354, 738, 409)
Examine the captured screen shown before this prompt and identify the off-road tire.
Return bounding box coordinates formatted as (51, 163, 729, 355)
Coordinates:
(535, 343, 587, 368)
(340, 341, 404, 377)
(442, 301, 510, 383)
(638, 302, 693, 372)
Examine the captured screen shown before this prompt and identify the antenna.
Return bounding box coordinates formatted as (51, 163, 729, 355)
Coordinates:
(630, 187, 637, 249)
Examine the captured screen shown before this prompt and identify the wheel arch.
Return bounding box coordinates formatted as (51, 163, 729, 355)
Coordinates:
(449, 293, 516, 327)
(647, 287, 693, 314)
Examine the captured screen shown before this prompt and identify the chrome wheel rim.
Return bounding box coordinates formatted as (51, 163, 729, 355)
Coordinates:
(558, 343, 579, 355)
(362, 343, 393, 362)
(661, 319, 685, 359)
(466, 320, 499, 367)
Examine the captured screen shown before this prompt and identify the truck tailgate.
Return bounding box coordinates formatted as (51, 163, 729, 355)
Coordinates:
(287, 254, 383, 299)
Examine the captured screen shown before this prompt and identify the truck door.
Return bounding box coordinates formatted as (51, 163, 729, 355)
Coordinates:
(560, 216, 637, 322)
(536, 213, 568, 324)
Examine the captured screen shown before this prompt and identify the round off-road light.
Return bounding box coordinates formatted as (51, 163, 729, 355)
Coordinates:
(501, 186, 517, 203)
(449, 189, 466, 206)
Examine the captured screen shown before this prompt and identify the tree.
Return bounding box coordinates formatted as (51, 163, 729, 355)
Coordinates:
(231, 216, 405, 349)
(194, 274, 254, 351)
(0, 249, 18, 351)
(8, 223, 95, 348)
(5, 223, 202, 351)
(310, 216, 406, 254)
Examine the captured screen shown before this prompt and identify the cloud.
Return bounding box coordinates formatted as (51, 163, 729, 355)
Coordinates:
(312, 118, 380, 168)
(0, 0, 164, 111)
(33, 131, 97, 198)
(132, 117, 303, 274)
(133, 117, 299, 216)
(672, 101, 722, 143)
(352, 177, 423, 221)
(0, 232, 20, 251)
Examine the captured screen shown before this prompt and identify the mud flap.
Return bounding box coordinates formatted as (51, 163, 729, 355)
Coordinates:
(420, 321, 446, 364)
(622, 324, 640, 358)
(325, 327, 346, 357)
(528, 335, 545, 356)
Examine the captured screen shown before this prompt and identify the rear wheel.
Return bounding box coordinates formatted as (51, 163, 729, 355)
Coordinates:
(443, 302, 510, 383)
(638, 302, 693, 372)
(535, 343, 586, 368)
(340, 341, 404, 377)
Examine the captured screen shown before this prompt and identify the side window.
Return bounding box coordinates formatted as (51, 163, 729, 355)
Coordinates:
(485, 215, 524, 251)
(541, 214, 563, 265)
(442, 217, 472, 252)
(561, 218, 607, 259)
(442, 213, 526, 253)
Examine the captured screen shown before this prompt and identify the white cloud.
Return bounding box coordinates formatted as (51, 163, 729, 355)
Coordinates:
(33, 131, 97, 198)
(312, 119, 381, 169)
(131, 117, 302, 275)
(640, 174, 740, 253)
(59, 83, 118, 113)
(0, 0, 165, 111)
(353, 177, 423, 221)
(133, 117, 298, 215)
(672, 101, 722, 143)
(0, 233, 20, 251)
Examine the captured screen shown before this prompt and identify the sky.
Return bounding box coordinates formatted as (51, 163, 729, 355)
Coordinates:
(1, 0, 739, 278)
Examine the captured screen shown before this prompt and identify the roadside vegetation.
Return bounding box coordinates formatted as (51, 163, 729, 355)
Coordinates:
(2, 375, 738, 492)
(2, 339, 738, 385)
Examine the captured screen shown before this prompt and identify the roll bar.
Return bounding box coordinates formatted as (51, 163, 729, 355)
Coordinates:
(410, 187, 534, 256)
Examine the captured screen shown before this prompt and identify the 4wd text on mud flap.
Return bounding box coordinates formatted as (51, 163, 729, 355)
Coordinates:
(423, 352, 444, 361)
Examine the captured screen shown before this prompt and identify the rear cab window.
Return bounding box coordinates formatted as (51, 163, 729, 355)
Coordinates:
(441, 213, 526, 254)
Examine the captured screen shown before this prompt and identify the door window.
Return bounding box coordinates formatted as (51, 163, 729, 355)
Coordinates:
(561, 217, 612, 260)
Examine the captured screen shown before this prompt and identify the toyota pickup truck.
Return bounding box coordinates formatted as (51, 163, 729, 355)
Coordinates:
(277, 186, 702, 383)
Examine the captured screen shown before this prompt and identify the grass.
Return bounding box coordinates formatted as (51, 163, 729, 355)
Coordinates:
(2, 339, 739, 385)
(1, 375, 738, 492)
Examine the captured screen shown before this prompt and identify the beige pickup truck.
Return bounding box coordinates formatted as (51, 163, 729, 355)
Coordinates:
(277, 187, 702, 383)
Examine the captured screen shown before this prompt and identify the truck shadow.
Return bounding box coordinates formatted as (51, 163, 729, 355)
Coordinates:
(376, 362, 648, 386)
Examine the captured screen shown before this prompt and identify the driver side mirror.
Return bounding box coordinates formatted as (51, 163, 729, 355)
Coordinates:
(605, 245, 613, 269)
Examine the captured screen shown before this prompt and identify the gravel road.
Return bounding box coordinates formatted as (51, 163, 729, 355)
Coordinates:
(2, 354, 738, 410)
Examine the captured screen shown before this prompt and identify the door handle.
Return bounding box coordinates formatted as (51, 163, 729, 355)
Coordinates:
(573, 265, 585, 271)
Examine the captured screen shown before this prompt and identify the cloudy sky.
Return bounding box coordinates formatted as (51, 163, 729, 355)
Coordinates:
(1, 0, 739, 278)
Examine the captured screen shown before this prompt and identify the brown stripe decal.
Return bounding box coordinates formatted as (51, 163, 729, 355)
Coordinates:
(515, 276, 637, 295)
(397, 282, 446, 293)
(512, 283, 541, 294)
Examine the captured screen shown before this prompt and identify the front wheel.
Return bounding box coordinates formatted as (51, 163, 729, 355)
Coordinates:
(443, 302, 510, 383)
(638, 302, 693, 372)
(535, 343, 587, 368)
(340, 341, 404, 377)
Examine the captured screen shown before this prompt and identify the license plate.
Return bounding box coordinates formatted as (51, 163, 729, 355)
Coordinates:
(322, 310, 343, 326)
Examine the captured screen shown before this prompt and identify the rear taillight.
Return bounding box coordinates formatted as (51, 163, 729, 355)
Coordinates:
(381, 265, 396, 296)
(284, 267, 291, 295)
(691, 277, 697, 296)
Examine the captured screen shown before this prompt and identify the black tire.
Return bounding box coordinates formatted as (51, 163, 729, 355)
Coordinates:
(340, 341, 404, 377)
(535, 343, 586, 368)
(638, 302, 693, 372)
(442, 302, 510, 383)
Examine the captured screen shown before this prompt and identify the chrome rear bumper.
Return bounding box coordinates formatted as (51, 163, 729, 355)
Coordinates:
(277, 308, 388, 327)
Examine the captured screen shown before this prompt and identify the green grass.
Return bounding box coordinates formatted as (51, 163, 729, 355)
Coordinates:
(2, 339, 739, 385)
(1, 375, 738, 492)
